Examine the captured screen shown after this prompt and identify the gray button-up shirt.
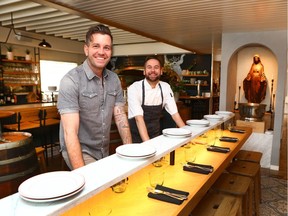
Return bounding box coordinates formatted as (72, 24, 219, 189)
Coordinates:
(57, 59, 125, 160)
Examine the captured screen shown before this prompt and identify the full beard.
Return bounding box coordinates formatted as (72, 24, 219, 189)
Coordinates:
(145, 74, 160, 82)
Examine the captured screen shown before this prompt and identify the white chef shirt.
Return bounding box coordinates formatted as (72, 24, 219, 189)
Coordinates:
(127, 79, 178, 119)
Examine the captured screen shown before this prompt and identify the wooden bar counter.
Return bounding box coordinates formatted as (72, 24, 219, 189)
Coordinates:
(0, 102, 57, 112)
(62, 127, 252, 216)
(0, 114, 251, 216)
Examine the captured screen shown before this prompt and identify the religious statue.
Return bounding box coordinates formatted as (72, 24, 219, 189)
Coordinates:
(243, 54, 267, 103)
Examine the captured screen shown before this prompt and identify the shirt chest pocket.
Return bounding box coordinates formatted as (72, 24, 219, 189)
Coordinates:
(106, 91, 117, 108)
(80, 92, 100, 110)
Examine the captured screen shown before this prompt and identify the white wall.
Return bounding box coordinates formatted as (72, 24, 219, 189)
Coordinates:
(220, 30, 287, 169)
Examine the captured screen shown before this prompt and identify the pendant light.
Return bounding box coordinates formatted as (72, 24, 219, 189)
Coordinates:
(4, 12, 52, 48)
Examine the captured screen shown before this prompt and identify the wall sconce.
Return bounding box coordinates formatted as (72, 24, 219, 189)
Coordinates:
(4, 12, 52, 48)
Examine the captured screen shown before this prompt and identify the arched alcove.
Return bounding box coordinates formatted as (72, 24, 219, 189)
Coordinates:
(220, 31, 287, 169)
(227, 44, 277, 112)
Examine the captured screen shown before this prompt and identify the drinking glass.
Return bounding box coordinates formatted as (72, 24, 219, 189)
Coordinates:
(149, 170, 165, 188)
(185, 147, 197, 163)
(111, 178, 128, 193)
(213, 125, 223, 146)
(88, 205, 112, 216)
(152, 156, 166, 167)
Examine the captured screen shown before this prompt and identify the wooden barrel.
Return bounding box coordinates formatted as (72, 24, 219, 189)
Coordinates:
(0, 132, 40, 198)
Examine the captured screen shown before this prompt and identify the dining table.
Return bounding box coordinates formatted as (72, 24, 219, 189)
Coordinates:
(0, 113, 252, 216)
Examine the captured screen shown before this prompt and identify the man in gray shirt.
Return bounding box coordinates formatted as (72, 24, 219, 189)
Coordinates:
(58, 24, 132, 170)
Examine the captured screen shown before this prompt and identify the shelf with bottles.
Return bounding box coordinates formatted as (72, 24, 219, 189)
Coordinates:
(1, 56, 40, 88)
(1, 61, 39, 74)
(0, 45, 41, 105)
(180, 69, 209, 77)
(182, 83, 209, 87)
(181, 77, 210, 86)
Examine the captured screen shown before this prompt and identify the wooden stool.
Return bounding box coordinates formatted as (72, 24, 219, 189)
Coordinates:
(191, 191, 242, 216)
(234, 150, 262, 163)
(212, 173, 253, 216)
(227, 160, 261, 216)
(35, 147, 47, 173)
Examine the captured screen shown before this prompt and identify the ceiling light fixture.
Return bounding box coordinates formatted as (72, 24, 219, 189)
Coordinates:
(4, 12, 52, 48)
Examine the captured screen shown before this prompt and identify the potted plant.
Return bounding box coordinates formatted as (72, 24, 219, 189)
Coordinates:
(25, 49, 31, 61)
(5, 45, 13, 60)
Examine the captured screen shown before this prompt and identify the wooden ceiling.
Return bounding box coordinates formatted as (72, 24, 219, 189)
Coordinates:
(0, 0, 287, 54)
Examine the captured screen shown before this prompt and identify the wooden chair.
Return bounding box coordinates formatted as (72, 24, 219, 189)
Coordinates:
(191, 191, 242, 216)
(41, 107, 61, 163)
(234, 150, 262, 164)
(226, 160, 261, 216)
(35, 147, 47, 173)
(3, 108, 42, 132)
(212, 173, 253, 216)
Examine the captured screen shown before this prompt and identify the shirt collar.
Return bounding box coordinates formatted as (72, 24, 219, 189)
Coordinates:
(83, 59, 108, 80)
(144, 78, 160, 89)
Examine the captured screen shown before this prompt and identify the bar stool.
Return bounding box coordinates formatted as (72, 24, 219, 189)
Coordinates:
(234, 150, 262, 164)
(211, 173, 253, 216)
(35, 147, 46, 173)
(191, 191, 242, 216)
(226, 160, 261, 216)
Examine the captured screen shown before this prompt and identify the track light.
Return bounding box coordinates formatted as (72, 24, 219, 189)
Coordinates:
(4, 13, 52, 48)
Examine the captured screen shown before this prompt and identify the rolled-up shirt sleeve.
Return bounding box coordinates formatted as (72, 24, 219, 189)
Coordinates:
(57, 72, 80, 115)
(127, 82, 143, 119)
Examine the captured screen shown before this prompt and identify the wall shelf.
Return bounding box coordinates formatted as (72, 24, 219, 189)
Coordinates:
(0, 45, 41, 105)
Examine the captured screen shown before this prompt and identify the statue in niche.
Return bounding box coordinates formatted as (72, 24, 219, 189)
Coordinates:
(243, 54, 267, 103)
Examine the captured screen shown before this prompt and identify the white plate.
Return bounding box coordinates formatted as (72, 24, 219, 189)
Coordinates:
(162, 128, 192, 136)
(18, 171, 85, 200)
(19, 183, 85, 203)
(215, 111, 233, 116)
(204, 114, 224, 122)
(163, 134, 191, 138)
(116, 144, 156, 157)
(186, 119, 210, 127)
(116, 152, 156, 160)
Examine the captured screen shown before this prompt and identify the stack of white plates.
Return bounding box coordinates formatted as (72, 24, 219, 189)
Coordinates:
(162, 128, 192, 138)
(204, 114, 224, 122)
(116, 144, 156, 159)
(186, 119, 210, 127)
(215, 111, 233, 116)
(18, 171, 85, 202)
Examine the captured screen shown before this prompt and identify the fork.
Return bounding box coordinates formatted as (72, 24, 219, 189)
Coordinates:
(147, 187, 188, 200)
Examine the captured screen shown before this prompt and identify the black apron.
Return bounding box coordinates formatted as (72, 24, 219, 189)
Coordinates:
(129, 81, 163, 143)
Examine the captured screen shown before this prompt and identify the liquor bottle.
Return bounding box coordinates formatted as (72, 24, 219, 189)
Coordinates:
(0, 93, 5, 105)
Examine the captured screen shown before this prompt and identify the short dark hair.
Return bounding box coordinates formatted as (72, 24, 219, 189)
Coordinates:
(85, 24, 113, 45)
(144, 56, 163, 67)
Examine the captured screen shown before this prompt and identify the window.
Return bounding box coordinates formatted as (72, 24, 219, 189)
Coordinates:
(40, 60, 77, 92)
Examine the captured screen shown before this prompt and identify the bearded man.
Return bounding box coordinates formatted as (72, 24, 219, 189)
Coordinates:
(127, 56, 185, 143)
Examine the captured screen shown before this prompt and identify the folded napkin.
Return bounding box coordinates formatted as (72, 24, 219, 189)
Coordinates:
(219, 136, 238, 142)
(183, 162, 213, 174)
(148, 185, 189, 205)
(229, 128, 245, 133)
(207, 146, 230, 153)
